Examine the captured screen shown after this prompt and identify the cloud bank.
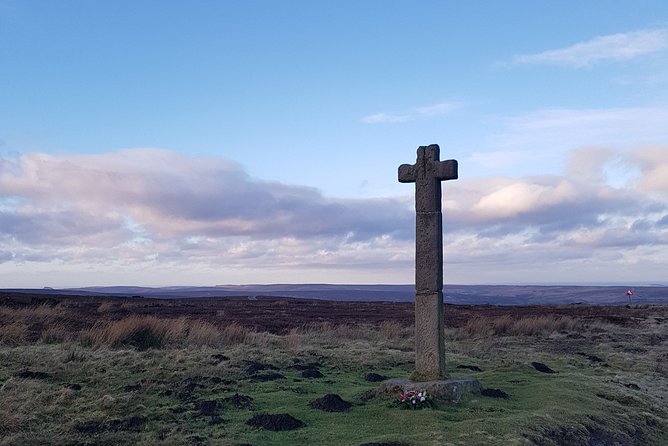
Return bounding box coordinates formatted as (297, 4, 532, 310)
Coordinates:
(1, 146, 666, 286)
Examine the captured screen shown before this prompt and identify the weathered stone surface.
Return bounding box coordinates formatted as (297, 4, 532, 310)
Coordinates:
(415, 212, 443, 293)
(378, 377, 481, 403)
(398, 144, 458, 380)
(414, 292, 445, 380)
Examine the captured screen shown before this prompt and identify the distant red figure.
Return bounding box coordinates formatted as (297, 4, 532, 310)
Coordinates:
(626, 289, 633, 307)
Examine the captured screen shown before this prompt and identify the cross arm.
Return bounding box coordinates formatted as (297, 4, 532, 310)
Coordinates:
(398, 164, 416, 183)
(434, 159, 458, 181)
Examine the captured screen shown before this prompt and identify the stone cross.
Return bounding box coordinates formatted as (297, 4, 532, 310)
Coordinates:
(399, 144, 458, 380)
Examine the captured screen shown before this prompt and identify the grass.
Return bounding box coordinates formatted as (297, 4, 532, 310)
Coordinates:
(0, 301, 666, 445)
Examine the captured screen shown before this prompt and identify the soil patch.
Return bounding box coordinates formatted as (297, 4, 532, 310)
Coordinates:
(245, 362, 278, 374)
(365, 373, 387, 382)
(293, 360, 323, 370)
(251, 372, 285, 382)
(481, 388, 510, 399)
(123, 383, 142, 392)
(457, 364, 482, 372)
(246, 413, 304, 431)
(15, 370, 50, 380)
(198, 400, 219, 416)
(308, 394, 352, 412)
(301, 368, 323, 378)
(531, 362, 556, 373)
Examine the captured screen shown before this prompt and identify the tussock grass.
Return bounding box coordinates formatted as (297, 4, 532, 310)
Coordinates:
(0, 321, 28, 346)
(462, 314, 581, 338)
(79, 316, 252, 350)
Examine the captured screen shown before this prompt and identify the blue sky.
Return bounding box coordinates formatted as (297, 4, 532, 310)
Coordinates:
(1, 1, 667, 287)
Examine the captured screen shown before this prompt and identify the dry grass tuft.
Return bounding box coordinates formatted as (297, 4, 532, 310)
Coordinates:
(0, 321, 29, 346)
(221, 322, 250, 345)
(40, 324, 71, 344)
(509, 315, 578, 336)
(78, 315, 255, 349)
(285, 328, 301, 353)
(186, 320, 223, 347)
(379, 320, 404, 340)
(79, 316, 170, 350)
(463, 315, 581, 338)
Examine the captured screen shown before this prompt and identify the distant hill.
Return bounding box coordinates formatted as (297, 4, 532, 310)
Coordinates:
(2, 284, 666, 305)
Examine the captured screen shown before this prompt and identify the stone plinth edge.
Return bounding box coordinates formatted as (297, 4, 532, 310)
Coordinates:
(377, 377, 481, 403)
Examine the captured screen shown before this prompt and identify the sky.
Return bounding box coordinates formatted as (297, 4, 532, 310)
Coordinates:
(1, 1, 667, 287)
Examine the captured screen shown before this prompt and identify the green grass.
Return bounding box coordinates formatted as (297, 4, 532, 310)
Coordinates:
(1, 308, 667, 445)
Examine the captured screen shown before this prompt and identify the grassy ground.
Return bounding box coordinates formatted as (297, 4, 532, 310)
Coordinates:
(0, 300, 666, 445)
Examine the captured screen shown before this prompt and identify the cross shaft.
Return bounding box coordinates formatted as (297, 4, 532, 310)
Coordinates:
(398, 144, 458, 380)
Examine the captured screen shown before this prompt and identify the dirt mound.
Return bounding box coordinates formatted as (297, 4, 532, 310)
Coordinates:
(123, 383, 141, 392)
(293, 359, 323, 370)
(309, 394, 352, 412)
(365, 373, 387, 382)
(246, 413, 304, 431)
(198, 400, 219, 416)
(457, 364, 482, 372)
(531, 362, 556, 373)
(481, 388, 509, 399)
(301, 368, 323, 378)
(245, 362, 278, 374)
(251, 372, 285, 382)
(15, 370, 50, 380)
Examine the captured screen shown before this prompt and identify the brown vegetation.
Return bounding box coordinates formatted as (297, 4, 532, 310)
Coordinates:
(1, 291, 660, 348)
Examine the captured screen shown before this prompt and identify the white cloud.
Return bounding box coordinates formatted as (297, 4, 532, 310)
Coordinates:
(630, 146, 668, 193)
(513, 28, 668, 67)
(361, 102, 454, 124)
(472, 180, 578, 219)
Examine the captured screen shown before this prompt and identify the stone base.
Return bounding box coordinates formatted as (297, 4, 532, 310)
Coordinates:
(377, 377, 481, 403)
